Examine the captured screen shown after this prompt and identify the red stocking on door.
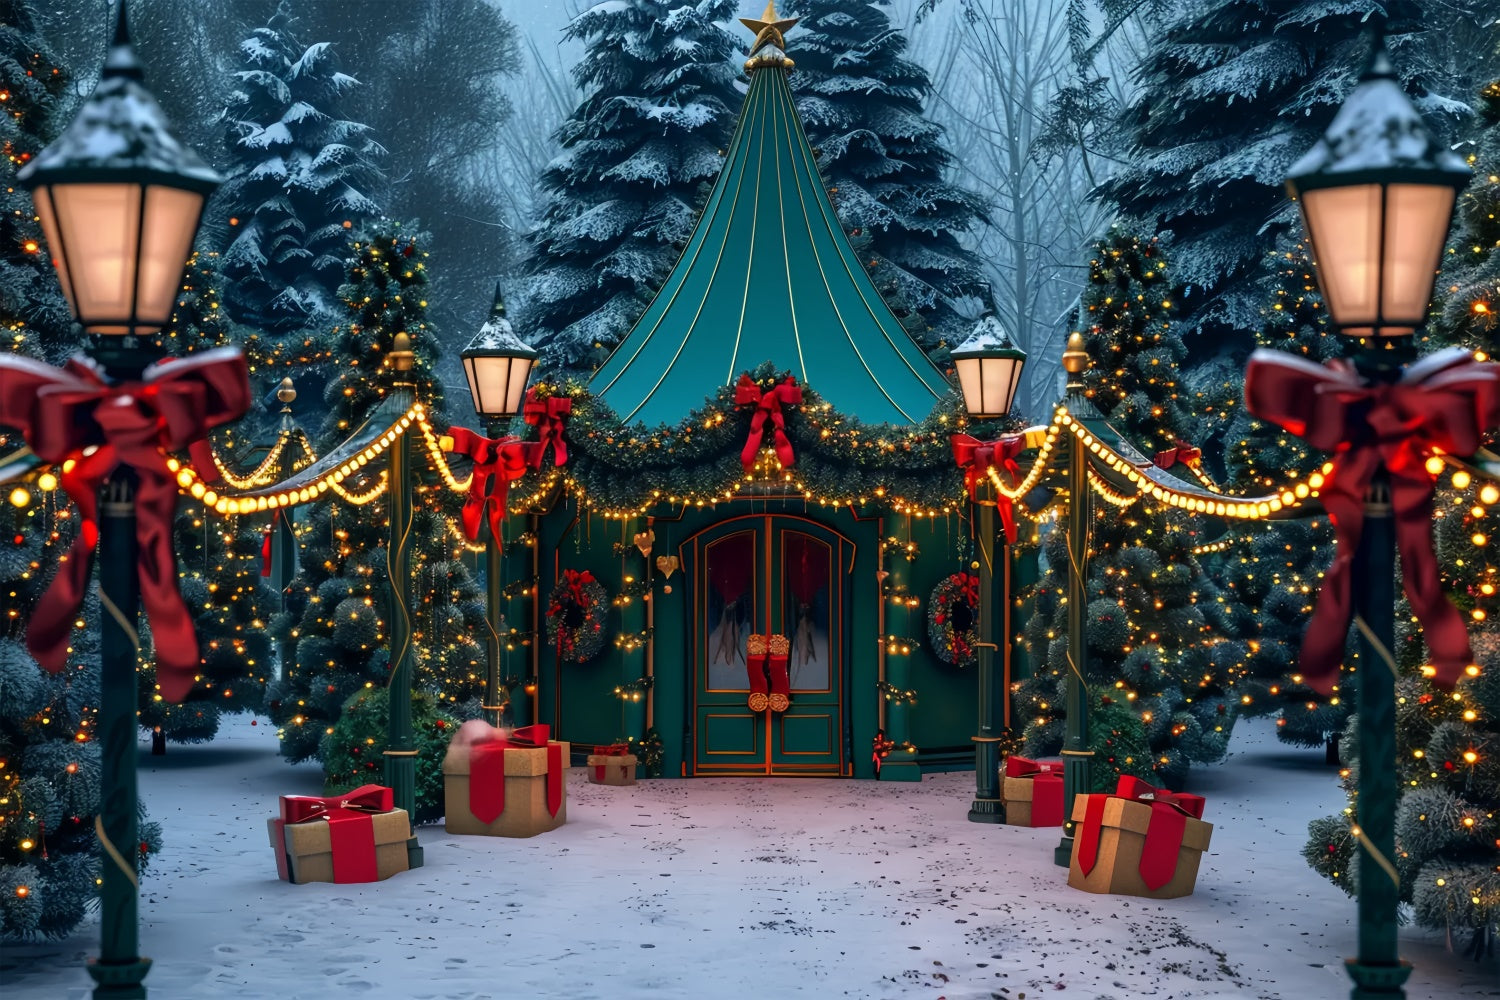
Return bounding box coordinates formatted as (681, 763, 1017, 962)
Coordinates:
(767, 634, 791, 712)
(746, 634, 770, 712)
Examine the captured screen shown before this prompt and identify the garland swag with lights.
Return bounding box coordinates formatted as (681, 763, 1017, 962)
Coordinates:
(927, 572, 979, 668)
(514, 363, 969, 516)
(546, 569, 609, 664)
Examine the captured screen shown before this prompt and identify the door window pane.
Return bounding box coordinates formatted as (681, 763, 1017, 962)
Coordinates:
(782, 531, 831, 691)
(706, 531, 756, 690)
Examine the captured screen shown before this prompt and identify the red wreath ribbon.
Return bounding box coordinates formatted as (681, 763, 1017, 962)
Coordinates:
(1245, 347, 1500, 691)
(445, 426, 529, 542)
(275, 784, 395, 883)
(1152, 440, 1202, 470)
(468, 724, 562, 823)
(0, 349, 251, 702)
(951, 433, 1025, 543)
(735, 374, 801, 471)
(1075, 776, 1206, 891)
(523, 388, 570, 469)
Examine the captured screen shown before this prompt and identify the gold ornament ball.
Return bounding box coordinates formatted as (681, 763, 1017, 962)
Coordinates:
(663, 584, 673, 594)
(970, 560, 980, 570)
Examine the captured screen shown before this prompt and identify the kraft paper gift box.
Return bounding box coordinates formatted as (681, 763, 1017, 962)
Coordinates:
(1000, 755, 1064, 827)
(1067, 775, 1212, 899)
(587, 744, 637, 785)
(268, 785, 411, 885)
(443, 723, 569, 837)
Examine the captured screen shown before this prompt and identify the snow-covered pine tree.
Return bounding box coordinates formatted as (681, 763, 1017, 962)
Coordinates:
(214, 7, 383, 339)
(1094, 1, 1462, 360)
(1013, 232, 1245, 790)
(0, 0, 73, 363)
(522, 0, 741, 378)
(782, 0, 987, 352)
(1433, 73, 1500, 353)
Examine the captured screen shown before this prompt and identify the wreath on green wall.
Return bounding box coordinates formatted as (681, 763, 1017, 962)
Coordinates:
(928, 572, 980, 669)
(546, 569, 609, 663)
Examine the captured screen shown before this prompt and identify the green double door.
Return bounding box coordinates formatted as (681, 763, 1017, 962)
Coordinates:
(686, 515, 849, 775)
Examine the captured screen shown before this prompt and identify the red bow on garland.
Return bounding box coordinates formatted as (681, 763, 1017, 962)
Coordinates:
(445, 427, 529, 542)
(523, 388, 570, 469)
(735, 374, 801, 471)
(1245, 347, 1500, 691)
(951, 433, 1025, 543)
(1152, 440, 1202, 470)
(0, 349, 251, 702)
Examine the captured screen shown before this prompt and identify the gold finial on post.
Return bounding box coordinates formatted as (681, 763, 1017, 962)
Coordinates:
(388, 331, 415, 373)
(1062, 332, 1091, 375)
(276, 376, 296, 406)
(741, 0, 799, 69)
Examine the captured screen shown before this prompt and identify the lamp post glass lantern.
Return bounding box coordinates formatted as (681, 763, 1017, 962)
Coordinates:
(1285, 37, 1467, 339)
(461, 287, 538, 420)
(952, 316, 1028, 419)
(17, 4, 221, 997)
(1286, 31, 1468, 1000)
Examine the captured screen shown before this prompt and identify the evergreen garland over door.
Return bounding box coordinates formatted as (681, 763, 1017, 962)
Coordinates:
(687, 516, 848, 775)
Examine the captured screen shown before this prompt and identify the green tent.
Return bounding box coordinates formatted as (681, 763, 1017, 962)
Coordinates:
(589, 4, 954, 427)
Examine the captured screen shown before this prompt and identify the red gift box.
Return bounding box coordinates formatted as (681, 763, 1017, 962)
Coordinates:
(443, 722, 569, 837)
(1067, 775, 1212, 899)
(267, 784, 411, 884)
(1001, 755, 1064, 827)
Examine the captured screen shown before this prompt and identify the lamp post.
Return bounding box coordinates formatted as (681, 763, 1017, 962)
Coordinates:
(17, 5, 220, 996)
(951, 317, 1027, 822)
(460, 286, 537, 727)
(383, 331, 423, 871)
(1284, 35, 1468, 1000)
(272, 378, 299, 687)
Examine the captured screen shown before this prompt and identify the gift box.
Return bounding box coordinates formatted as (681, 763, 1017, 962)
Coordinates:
(267, 784, 411, 885)
(587, 744, 637, 785)
(443, 723, 569, 837)
(1000, 755, 1064, 827)
(1067, 775, 1212, 899)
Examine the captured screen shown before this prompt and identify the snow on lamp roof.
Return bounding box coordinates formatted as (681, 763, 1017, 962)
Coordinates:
(464, 288, 536, 357)
(18, 4, 219, 191)
(952, 315, 1025, 359)
(1286, 38, 1468, 188)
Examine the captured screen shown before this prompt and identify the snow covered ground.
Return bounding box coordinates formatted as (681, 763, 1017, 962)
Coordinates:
(3, 717, 1496, 1000)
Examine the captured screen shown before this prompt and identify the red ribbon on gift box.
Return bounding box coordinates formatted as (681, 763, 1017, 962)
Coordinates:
(1075, 775, 1206, 891)
(592, 743, 630, 782)
(735, 374, 801, 471)
(468, 724, 563, 823)
(1245, 347, 1500, 691)
(1003, 755, 1063, 826)
(0, 349, 251, 702)
(275, 784, 394, 884)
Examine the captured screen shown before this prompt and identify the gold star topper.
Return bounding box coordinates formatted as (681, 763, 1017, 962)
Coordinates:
(740, 0, 799, 54)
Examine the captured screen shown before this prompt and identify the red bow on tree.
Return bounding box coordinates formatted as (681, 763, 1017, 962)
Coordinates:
(0, 348, 251, 702)
(1245, 347, 1500, 691)
(1153, 440, 1202, 470)
(445, 427, 529, 542)
(951, 433, 1025, 543)
(735, 374, 801, 471)
(523, 388, 570, 469)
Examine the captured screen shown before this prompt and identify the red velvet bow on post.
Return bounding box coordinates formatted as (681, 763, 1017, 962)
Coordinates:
(0, 348, 251, 703)
(523, 388, 570, 469)
(951, 433, 1025, 543)
(735, 374, 801, 471)
(1152, 440, 1202, 470)
(445, 426, 529, 542)
(1245, 347, 1500, 691)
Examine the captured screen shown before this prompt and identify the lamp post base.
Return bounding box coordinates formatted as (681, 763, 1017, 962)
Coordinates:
(1345, 958, 1412, 999)
(1053, 834, 1074, 868)
(88, 956, 151, 998)
(967, 797, 1004, 823)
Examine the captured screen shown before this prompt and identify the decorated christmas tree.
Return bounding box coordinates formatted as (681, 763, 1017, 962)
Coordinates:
(522, 0, 741, 376)
(1014, 232, 1244, 789)
(781, 0, 987, 350)
(214, 7, 383, 339)
(1432, 75, 1500, 354)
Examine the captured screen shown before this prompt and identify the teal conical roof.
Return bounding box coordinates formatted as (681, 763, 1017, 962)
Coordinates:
(588, 3, 953, 427)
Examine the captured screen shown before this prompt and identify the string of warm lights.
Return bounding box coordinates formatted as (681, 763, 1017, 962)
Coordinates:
(412, 410, 472, 493)
(1087, 467, 1139, 508)
(210, 431, 290, 489)
(327, 471, 389, 505)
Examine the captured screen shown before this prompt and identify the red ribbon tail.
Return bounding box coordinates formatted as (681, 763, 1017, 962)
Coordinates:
(772, 424, 795, 468)
(1392, 473, 1475, 684)
(26, 532, 95, 675)
(1077, 794, 1106, 875)
(1138, 801, 1190, 891)
(469, 743, 507, 824)
(136, 475, 200, 703)
(997, 496, 1018, 544)
(546, 743, 563, 817)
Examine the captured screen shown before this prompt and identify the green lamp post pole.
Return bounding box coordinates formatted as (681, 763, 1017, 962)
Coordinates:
(17, 4, 222, 994)
(383, 333, 423, 871)
(951, 317, 1027, 821)
(273, 378, 299, 689)
(459, 286, 539, 730)
(1055, 332, 1094, 867)
(1279, 34, 1469, 998)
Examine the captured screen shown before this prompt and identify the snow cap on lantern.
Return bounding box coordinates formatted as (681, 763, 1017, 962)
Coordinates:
(1284, 36, 1469, 338)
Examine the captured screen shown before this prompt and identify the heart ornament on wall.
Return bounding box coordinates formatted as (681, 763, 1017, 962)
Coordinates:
(634, 530, 655, 558)
(656, 555, 679, 578)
